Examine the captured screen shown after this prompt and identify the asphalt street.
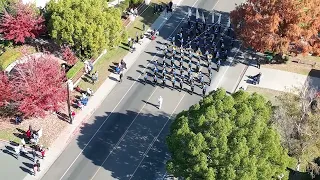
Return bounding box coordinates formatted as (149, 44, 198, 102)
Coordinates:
(42, 0, 247, 179)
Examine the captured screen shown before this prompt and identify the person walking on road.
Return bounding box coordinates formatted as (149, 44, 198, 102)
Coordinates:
(158, 96, 163, 109)
(119, 72, 123, 83)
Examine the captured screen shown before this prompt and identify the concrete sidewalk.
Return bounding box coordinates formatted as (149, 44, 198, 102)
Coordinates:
(236, 66, 320, 93)
(21, 1, 182, 180)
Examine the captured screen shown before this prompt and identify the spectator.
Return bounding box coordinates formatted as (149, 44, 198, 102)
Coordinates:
(15, 116, 22, 124)
(71, 110, 76, 122)
(91, 71, 98, 84)
(134, 8, 138, 16)
(121, 59, 127, 69)
(86, 88, 94, 96)
(26, 129, 32, 140)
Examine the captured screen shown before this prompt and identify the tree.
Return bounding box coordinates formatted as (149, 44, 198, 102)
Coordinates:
(166, 89, 291, 180)
(230, 0, 320, 56)
(273, 79, 320, 159)
(46, 0, 124, 58)
(62, 45, 78, 65)
(0, 71, 11, 106)
(0, 0, 45, 43)
(9, 54, 66, 117)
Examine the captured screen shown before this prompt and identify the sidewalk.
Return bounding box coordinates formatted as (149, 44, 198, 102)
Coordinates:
(236, 66, 320, 94)
(22, 1, 181, 180)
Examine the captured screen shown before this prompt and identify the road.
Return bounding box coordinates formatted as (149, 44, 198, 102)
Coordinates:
(42, 0, 247, 179)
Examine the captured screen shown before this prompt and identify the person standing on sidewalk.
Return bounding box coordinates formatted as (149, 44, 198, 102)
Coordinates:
(158, 96, 163, 109)
(119, 72, 123, 83)
(71, 110, 76, 122)
(91, 71, 98, 84)
(14, 144, 21, 160)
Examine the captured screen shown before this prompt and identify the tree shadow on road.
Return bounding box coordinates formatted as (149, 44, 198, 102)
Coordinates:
(76, 110, 173, 180)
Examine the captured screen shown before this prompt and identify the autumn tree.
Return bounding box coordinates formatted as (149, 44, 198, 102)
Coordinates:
(166, 89, 291, 180)
(273, 79, 320, 159)
(9, 54, 66, 117)
(62, 46, 78, 66)
(0, 71, 11, 106)
(46, 0, 124, 58)
(230, 0, 320, 56)
(0, 0, 45, 43)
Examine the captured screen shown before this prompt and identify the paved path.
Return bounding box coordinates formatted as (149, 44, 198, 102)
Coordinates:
(236, 66, 320, 93)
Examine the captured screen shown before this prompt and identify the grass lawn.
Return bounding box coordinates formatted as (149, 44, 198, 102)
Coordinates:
(77, 3, 160, 92)
(262, 55, 320, 77)
(246, 85, 284, 105)
(0, 46, 36, 70)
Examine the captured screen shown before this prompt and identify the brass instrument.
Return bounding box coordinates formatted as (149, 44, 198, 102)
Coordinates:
(196, 50, 202, 56)
(172, 45, 177, 51)
(207, 54, 213, 60)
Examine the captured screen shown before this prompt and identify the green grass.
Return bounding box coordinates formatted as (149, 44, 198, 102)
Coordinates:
(67, 60, 84, 79)
(0, 46, 36, 70)
(0, 48, 21, 70)
(0, 128, 20, 143)
(246, 85, 284, 105)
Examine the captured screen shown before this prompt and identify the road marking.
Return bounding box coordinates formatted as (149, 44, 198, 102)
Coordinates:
(128, 93, 186, 180)
(214, 45, 242, 89)
(89, 86, 159, 180)
(58, 1, 200, 180)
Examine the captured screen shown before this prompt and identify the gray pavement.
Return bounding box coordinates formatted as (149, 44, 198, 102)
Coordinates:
(41, 0, 248, 180)
(236, 66, 320, 93)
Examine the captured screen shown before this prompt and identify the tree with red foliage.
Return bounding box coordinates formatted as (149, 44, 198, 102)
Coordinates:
(0, 71, 12, 107)
(230, 0, 320, 56)
(0, 0, 45, 44)
(10, 54, 66, 117)
(62, 46, 78, 66)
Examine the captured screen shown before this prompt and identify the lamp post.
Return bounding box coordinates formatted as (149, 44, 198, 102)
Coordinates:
(66, 81, 72, 124)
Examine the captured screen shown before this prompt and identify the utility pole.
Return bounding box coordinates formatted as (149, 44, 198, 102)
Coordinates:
(67, 82, 72, 124)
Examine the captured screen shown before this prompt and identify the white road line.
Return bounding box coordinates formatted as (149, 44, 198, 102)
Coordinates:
(89, 86, 159, 180)
(128, 93, 186, 180)
(58, 2, 199, 180)
(214, 44, 242, 89)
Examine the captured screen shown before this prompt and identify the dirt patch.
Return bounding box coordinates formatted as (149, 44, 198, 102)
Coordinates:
(262, 55, 320, 77)
(0, 106, 69, 147)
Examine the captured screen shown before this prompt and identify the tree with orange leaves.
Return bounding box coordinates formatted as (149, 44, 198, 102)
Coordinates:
(230, 0, 320, 56)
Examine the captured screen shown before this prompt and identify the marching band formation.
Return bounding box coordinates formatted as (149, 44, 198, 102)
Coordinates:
(144, 9, 236, 97)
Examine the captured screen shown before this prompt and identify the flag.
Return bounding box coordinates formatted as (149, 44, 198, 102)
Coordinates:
(218, 14, 221, 24)
(212, 12, 215, 24)
(188, 8, 192, 18)
(202, 12, 205, 23)
(196, 8, 199, 19)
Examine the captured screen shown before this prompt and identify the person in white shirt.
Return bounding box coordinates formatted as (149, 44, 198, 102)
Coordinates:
(158, 96, 163, 109)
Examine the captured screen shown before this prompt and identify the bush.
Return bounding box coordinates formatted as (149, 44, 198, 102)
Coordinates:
(118, 0, 130, 12)
(130, 0, 143, 5)
(66, 60, 84, 79)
